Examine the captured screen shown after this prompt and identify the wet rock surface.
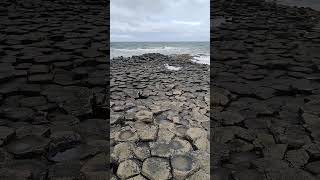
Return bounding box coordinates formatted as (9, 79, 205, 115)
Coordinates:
(212, 0, 320, 179)
(110, 53, 210, 179)
(0, 0, 108, 179)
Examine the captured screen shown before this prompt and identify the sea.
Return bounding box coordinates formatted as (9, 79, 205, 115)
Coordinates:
(110, 41, 210, 65)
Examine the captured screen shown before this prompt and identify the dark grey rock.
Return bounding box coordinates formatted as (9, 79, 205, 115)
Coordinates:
(285, 149, 309, 168)
(2, 107, 34, 122)
(306, 161, 320, 174)
(6, 135, 49, 158)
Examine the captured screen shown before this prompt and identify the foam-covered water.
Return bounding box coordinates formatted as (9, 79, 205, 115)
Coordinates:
(192, 55, 210, 65)
(111, 42, 210, 65)
(164, 64, 181, 71)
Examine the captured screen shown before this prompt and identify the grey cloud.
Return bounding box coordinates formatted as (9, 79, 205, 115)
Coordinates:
(111, 0, 209, 42)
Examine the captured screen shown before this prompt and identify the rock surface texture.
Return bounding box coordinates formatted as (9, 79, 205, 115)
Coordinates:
(0, 0, 108, 179)
(212, 0, 320, 179)
(110, 53, 210, 179)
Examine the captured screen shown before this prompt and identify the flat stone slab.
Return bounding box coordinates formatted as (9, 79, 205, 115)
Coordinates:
(117, 159, 141, 179)
(6, 135, 49, 158)
(48, 161, 81, 180)
(80, 153, 108, 179)
(1, 107, 34, 122)
(0, 126, 15, 145)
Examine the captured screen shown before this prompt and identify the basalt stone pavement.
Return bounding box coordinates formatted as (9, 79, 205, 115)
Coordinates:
(0, 0, 108, 179)
(110, 54, 210, 179)
(212, 0, 320, 179)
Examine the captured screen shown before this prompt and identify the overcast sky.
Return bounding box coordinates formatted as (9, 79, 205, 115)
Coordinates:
(111, 0, 209, 42)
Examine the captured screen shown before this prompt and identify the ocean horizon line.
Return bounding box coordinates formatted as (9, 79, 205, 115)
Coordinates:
(110, 41, 210, 43)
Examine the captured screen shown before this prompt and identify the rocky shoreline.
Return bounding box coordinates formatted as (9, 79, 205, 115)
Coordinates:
(212, 0, 320, 179)
(110, 53, 210, 179)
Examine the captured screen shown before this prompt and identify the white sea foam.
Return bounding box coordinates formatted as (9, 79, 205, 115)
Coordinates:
(164, 64, 181, 71)
(192, 55, 210, 65)
(112, 46, 185, 52)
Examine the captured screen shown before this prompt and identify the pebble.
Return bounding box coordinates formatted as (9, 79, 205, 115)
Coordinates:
(142, 157, 172, 180)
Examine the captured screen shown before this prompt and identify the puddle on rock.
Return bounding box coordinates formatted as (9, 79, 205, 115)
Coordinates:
(49, 146, 81, 162)
(171, 155, 193, 171)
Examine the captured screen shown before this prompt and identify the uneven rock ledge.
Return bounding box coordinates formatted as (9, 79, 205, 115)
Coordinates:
(110, 53, 210, 180)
